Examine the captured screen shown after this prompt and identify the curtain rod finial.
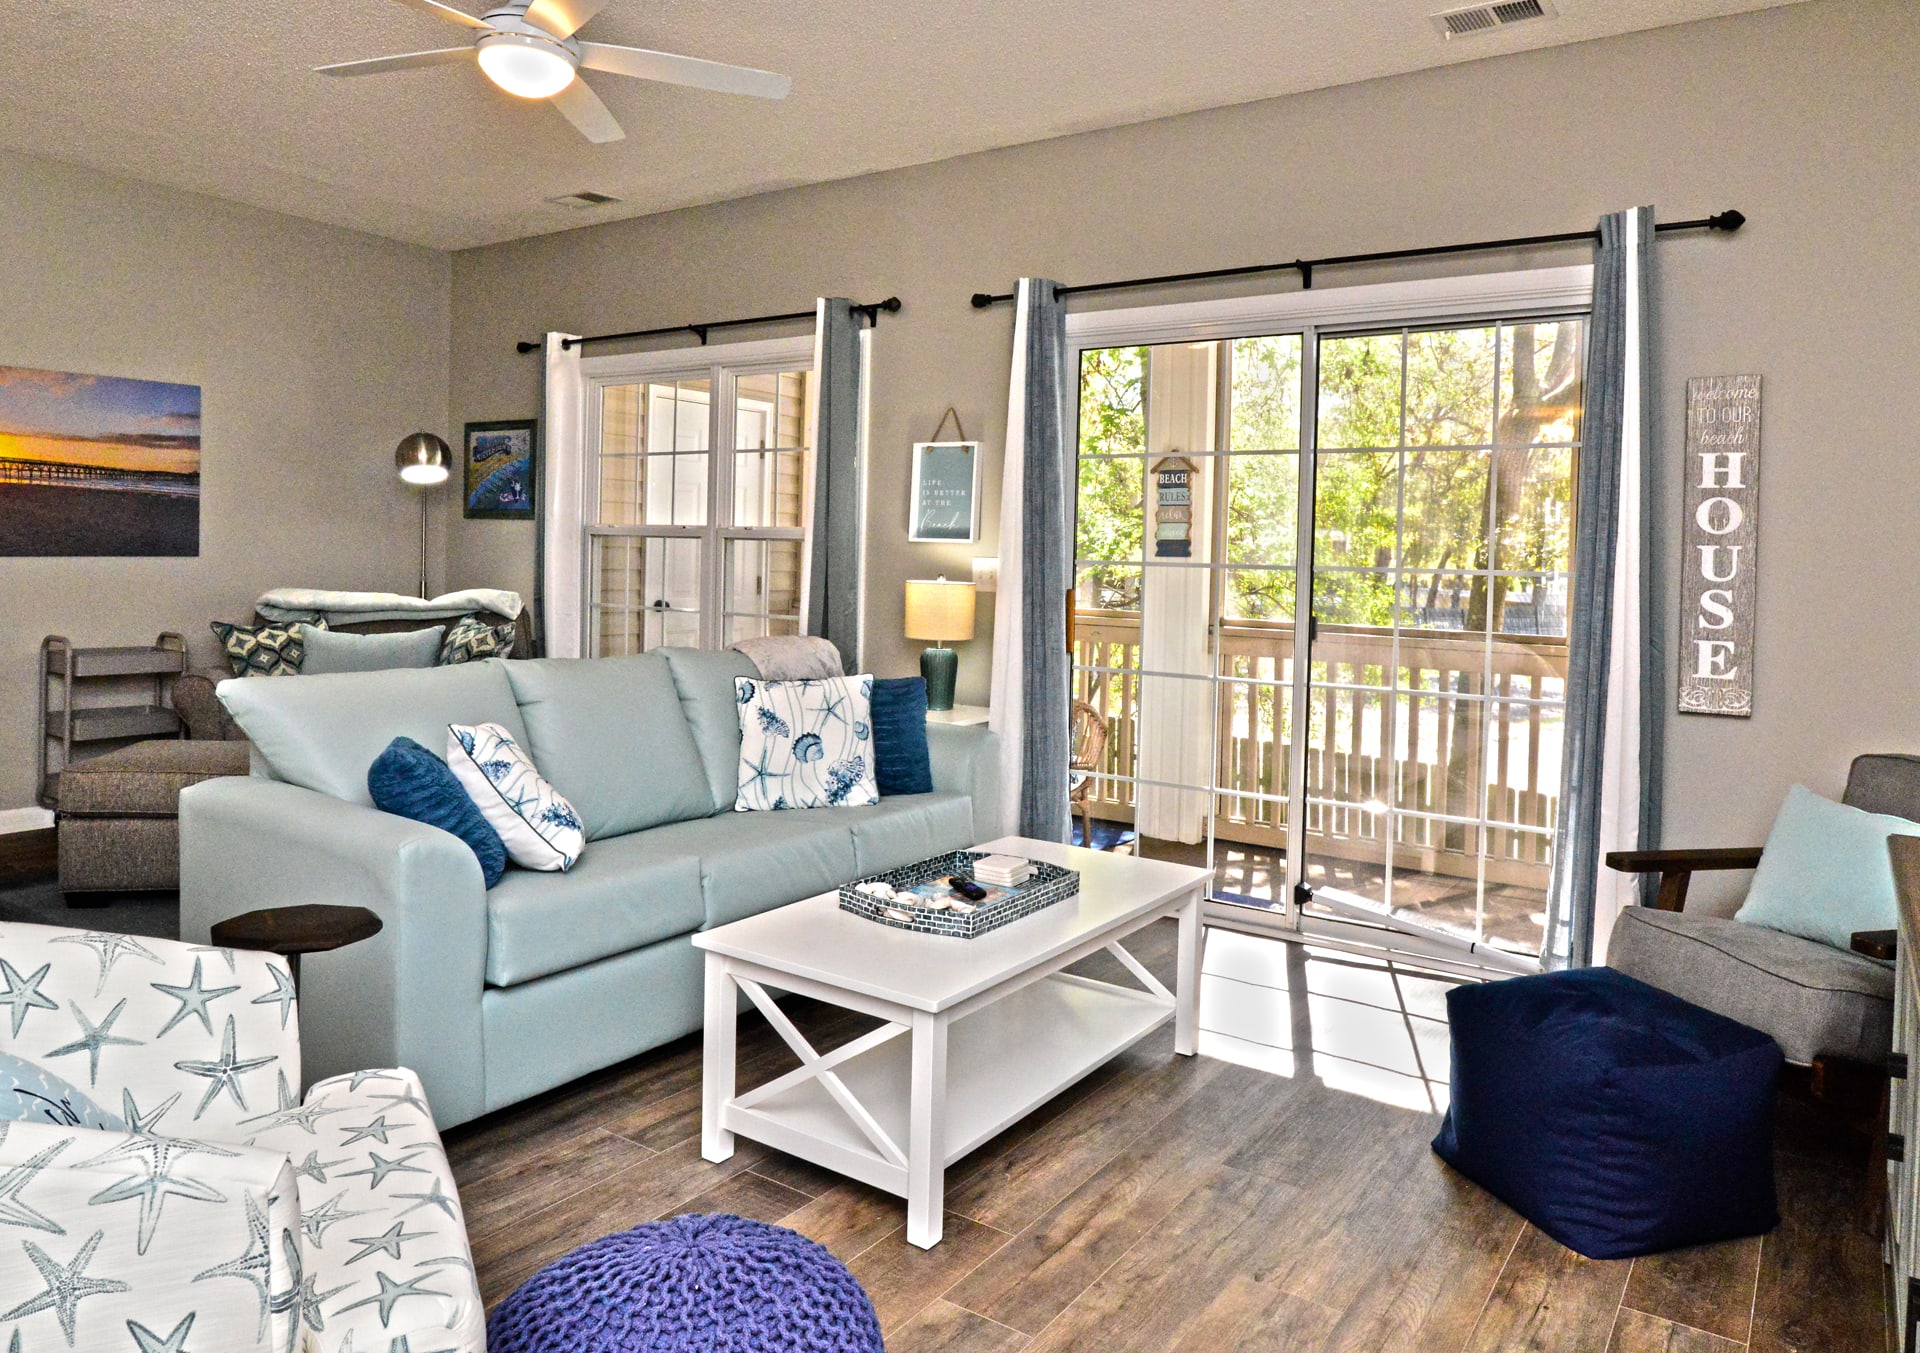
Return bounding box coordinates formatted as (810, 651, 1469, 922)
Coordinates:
(970, 292, 996, 309)
(515, 340, 539, 354)
(1709, 209, 1746, 232)
(879, 296, 903, 313)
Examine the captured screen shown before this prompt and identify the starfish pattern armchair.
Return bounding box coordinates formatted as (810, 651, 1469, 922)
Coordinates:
(0, 921, 484, 1352)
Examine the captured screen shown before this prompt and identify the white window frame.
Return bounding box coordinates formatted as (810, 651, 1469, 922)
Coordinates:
(580, 334, 815, 655)
(1065, 266, 1594, 979)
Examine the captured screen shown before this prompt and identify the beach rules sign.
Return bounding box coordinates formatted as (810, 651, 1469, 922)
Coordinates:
(1678, 375, 1761, 717)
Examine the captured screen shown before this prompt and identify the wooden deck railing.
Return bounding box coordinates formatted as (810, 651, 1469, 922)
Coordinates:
(1072, 610, 1568, 889)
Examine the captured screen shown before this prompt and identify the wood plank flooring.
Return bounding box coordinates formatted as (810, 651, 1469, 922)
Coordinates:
(444, 922, 1888, 1351)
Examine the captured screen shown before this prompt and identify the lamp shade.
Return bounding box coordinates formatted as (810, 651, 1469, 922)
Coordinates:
(903, 579, 976, 643)
(395, 432, 451, 486)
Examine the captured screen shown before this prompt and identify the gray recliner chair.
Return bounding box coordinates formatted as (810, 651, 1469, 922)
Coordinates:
(1605, 753, 1920, 1079)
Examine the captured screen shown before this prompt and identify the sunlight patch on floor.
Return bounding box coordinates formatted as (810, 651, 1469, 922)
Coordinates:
(1197, 927, 1460, 1114)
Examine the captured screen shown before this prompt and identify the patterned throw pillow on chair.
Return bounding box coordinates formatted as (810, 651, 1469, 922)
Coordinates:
(735, 674, 880, 811)
(446, 721, 584, 871)
(209, 615, 327, 677)
(438, 614, 517, 665)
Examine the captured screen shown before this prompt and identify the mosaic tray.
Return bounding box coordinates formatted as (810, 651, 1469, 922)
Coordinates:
(838, 850, 1080, 939)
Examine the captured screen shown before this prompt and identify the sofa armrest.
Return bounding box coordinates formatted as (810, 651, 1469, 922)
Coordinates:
(0, 1119, 303, 1352)
(1604, 846, 1765, 912)
(927, 723, 1003, 844)
(174, 667, 247, 740)
(179, 777, 490, 1125)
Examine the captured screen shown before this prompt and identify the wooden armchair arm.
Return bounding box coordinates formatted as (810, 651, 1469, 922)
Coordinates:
(1603, 846, 1765, 913)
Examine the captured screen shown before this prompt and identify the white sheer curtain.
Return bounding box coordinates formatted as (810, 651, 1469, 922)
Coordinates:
(987, 288, 1034, 837)
(538, 332, 586, 658)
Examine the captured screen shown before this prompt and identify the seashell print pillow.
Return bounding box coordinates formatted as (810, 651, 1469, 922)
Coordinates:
(734, 674, 880, 812)
(446, 721, 584, 870)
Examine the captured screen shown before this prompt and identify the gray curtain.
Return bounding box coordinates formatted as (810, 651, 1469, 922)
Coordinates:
(1017, 280, 1073, 842)
(806, 298, 862, 671)
(1543, 208, 1660, 967)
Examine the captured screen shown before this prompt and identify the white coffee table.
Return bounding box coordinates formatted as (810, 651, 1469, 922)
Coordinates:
(695, 835, 1210, 1248)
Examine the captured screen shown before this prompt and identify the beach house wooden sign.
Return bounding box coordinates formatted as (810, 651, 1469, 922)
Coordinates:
(1678, 375, 1761, 717)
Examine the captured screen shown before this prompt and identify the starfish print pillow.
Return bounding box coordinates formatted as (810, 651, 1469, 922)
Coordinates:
(734, 675, 880, 812)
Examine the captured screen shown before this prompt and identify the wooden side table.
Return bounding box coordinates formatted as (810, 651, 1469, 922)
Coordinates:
(210, 903, 383, 988)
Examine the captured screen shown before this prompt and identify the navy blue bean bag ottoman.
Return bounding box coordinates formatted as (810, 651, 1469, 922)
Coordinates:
(1432, 966, 1781, 1259)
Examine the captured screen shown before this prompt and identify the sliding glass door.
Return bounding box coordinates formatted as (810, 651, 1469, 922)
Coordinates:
(1071, 307, 1584, 966)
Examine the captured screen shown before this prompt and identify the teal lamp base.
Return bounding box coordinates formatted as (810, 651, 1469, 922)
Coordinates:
(920, 646, 959, 712)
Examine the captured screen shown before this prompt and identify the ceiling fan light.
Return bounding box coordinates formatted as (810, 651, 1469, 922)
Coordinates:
(477, 34, 578, 99)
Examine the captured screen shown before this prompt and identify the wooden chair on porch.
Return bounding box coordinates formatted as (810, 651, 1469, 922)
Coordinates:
(1069, 699, 1109, 847)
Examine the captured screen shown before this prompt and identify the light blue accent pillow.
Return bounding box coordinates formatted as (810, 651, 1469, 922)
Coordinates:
(0, 1051, 126, 1130)
(1735, 784, 1920, 951)
(298, 624, 446, 675)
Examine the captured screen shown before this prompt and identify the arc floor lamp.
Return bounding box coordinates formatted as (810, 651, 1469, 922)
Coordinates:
(395, 432, 451, 599)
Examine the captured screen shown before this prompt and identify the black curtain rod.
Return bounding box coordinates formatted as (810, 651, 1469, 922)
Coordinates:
(968, 211, 1746, 309)
(515, 296, 902, 354)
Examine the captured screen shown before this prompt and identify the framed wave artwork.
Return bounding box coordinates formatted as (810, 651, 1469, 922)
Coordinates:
(463, 418, 536, 520)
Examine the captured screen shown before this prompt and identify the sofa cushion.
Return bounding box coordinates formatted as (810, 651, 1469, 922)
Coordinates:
(504, 655, 716, 839)
(1608, 905, 1894, 1065)
(659, 647, 759, 811)
(735, 674, 880, 812)
(485, 834, 706, 986)
(368, 735, 507, 889)
(642, 810, 859, 929)
(846, 792, 977, 874)
(218, 659, 529, 807)
(449, 722, 583, 873)
(210, 614, 324, 677)
(57, 739, 250, 817)
(439, 614, 517, 665)
(871, 678, 935, 796)
(298, 623, 444, 674)
(1735, 784, 1920, 951)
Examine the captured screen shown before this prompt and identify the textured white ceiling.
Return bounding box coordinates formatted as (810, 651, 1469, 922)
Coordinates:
(0, 0, 1803, 250)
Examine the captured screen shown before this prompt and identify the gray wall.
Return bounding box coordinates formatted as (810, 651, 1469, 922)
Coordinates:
(443, 0, 1909, 894)
(1, 152, 451, 810)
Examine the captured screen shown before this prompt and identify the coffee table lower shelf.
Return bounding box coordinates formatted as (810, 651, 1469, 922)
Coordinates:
(721, 974, 1169, 1194)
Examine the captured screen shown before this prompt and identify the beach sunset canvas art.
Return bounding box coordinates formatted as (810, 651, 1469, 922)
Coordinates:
(0, 364, 201, 555)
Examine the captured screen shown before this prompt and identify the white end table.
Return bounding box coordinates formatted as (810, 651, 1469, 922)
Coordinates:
(695, 836, 1209, 1247)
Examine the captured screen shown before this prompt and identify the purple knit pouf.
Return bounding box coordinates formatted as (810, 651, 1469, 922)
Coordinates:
(487, 1213, 884, 1353)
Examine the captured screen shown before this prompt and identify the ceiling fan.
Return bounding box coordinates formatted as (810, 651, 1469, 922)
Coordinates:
(315, 0, 791, 144)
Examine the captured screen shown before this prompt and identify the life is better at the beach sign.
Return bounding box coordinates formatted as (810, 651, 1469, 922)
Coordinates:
(1678, 375, 1761, 717)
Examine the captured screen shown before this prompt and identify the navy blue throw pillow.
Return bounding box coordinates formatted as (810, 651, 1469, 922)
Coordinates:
(870, 677, 934, 796)
(368, 735, 508, 888)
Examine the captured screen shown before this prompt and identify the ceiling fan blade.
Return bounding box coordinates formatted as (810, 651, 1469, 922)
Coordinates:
(524, 0, 608, 40)
(314, 47, 477, 77)
(578, 42, 791, 99)
(388, 0, 491, 30)
(551, 78, 626, 143)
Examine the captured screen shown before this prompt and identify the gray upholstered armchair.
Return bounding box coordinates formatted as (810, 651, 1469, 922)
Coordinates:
(1606, 753, 1920, 1096)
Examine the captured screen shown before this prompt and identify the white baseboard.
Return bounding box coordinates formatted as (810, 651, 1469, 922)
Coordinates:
(0, 807, 55, 834)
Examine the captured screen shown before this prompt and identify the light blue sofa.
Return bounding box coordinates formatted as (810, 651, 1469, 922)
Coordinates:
(178, 648, 1001, 1128)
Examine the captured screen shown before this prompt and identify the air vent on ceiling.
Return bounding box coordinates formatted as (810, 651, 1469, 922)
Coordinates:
(547, 190, 623, 209)
(1430, 0, 1553, 38)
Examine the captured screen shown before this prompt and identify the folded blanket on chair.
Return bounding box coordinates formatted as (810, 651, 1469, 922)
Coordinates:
(256, 587, 523, 625)
(730, 634, 845, 680)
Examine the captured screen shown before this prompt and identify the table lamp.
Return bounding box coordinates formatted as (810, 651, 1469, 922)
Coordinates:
(903, 577, 976, 712)
(394, 432, 451, 600)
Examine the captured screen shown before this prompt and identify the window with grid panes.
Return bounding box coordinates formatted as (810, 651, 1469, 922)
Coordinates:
(586, 346, 813, 655)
